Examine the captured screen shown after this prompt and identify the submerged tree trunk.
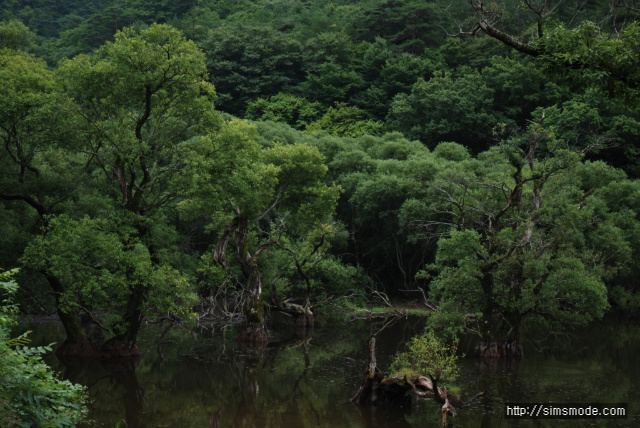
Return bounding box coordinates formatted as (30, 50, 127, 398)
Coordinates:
(237, 262, 268, 343)
(55, 308, 97, 357)
(475, 263, 525, 358)
(350, 338, 386, 405)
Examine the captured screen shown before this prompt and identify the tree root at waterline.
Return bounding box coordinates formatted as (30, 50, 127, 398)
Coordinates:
(350, 338, 484, 426)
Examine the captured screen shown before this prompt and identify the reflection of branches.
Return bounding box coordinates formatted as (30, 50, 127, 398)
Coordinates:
(373, 316, 404, 338)
(146, 321, 175, 361)
(525, 330, 579, 355)
(269, 335, 322, 426)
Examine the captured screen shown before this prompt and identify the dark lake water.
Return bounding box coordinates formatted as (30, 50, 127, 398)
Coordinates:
(24, 313, 640, 428)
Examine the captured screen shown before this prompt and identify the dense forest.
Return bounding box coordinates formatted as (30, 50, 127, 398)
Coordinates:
(1, 0, 640, 424)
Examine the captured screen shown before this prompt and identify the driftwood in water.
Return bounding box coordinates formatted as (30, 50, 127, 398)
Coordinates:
(350, 338, 484, 425)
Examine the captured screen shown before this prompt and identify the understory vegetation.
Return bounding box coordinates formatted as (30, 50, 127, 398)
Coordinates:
(1, 270, 88, 427)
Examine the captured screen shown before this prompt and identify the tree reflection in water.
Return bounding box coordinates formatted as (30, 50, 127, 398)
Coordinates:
(37, 315, 639, 428)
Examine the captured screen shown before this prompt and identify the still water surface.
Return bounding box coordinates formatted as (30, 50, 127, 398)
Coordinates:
(27, 314, 639, 428)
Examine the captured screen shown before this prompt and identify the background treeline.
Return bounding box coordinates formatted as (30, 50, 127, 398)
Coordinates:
(5, 0, 635, 172)
(2, 0, 640, 351)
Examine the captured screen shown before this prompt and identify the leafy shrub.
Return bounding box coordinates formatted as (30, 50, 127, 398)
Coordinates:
(0, 269, 88, 428)
(390, 328, 460, 382)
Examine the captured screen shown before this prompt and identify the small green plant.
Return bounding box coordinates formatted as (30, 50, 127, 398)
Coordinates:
(390, 328, 461, 382)
(0, 269, 88, 427)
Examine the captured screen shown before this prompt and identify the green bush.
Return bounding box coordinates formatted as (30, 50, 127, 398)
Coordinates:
(390, 328, 460, 382)
(0, 269, 88, 428)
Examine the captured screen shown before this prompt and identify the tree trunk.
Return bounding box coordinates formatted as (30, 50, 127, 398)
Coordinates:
(474, 256, 525, 358)
(475, 227, 526, 358)
(295, 305, 314, 328)
(237, 264, 268, 343)
(213, 210, 277, 342)
(55, 308, 97, 357)
(100, 217, 157, 357)
(478, 265, 497, 342)
(350, 338, 387, 405)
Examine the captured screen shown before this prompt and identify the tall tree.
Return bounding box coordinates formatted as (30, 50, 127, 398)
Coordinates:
(414, 125, 622, 356)
(35, 24, 222, 356)
(0, 32, 88, 340)
(198, 131, 340, 342)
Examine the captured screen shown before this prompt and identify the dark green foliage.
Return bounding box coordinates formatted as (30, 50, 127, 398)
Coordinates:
(353, 0, 447, 53)
(539, 21, 640, 101)
(300, 63, 366, 107)
(388, 70, 499, 151)
(0, 19, 34, 50)
(308, 131, 436, 292)
(171, 3, 221, 42)
(534, 90, 640, 177)
(200, 23, 305, 116)
(352, 37, 433, 118)
(298, 32, 367, 108)
(0, 0, 109, 39)
(387, 56, 566, 151)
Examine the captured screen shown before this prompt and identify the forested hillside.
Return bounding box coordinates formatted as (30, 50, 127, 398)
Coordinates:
(2, 0, 640, 360)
